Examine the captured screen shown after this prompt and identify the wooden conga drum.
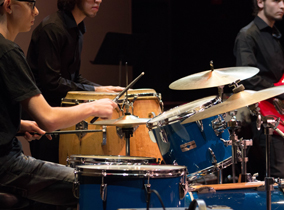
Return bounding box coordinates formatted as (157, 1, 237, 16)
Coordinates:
(59, 89, 163, 165)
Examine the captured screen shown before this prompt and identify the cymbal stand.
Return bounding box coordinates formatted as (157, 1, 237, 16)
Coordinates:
(251, 105, 283, 210)
(260, 116, 276, 210)
(226, 111, 241, 183)
(120, 100, 135, 156)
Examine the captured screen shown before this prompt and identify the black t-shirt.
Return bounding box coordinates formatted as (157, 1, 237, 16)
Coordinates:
(234, 16, 284, 99)
(27, 10, 99, 107)
(0, 34, 41, 151)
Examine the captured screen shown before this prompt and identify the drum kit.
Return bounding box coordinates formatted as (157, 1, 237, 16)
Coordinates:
(58, 64, 284, 210)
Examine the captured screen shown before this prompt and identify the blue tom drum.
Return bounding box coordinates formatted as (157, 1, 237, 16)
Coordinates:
(147, 96, 232, 179)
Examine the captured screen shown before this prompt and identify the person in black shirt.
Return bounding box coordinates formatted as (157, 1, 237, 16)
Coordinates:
(234, 0, 284, 180)
(26, 0, 124, 163)
(0, 0, 117, 207)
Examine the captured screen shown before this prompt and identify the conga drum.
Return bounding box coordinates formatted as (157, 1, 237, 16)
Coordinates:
(59, 89, 163, 165)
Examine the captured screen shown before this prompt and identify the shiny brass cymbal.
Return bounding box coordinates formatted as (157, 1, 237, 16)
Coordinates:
(169, 67, 259, 90)
(181, 85, 284, 124)
(91, 114, 150, 128)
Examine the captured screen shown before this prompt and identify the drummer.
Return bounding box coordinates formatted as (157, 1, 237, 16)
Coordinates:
(0, 0, 117, 208)
(234, 0, 284, 180)
(26, 0, 124, 163)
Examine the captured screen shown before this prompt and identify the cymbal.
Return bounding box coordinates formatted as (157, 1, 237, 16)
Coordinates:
(169, 67, 259, 90)
(181, 85, 284, 124)
(91, 114, 150, 128)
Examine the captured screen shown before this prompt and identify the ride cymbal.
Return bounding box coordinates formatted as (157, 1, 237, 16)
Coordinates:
(181, 85, 284, 124)
(169, 67, 259, 90)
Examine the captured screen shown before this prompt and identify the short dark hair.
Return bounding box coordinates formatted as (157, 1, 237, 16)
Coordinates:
(252, 0, 265, 16)
(57, 0, 79, 11)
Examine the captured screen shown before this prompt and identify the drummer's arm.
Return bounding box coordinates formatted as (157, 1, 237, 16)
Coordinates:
(21, 94, 117, 132)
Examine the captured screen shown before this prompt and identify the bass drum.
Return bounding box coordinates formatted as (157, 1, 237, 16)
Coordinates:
(187, 182, 284, 210)
(147, 96, 232, 179)
(59, 89, 163, 165)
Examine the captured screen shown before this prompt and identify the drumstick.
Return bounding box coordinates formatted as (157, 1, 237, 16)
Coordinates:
(90, 72, 145, 124)
(16, 129, 103, 136)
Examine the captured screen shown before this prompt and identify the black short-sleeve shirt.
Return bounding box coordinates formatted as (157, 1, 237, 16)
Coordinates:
(0, 34, 41, 150)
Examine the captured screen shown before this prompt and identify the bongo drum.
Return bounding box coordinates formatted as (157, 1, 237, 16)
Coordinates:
(59, 89, 163, 164)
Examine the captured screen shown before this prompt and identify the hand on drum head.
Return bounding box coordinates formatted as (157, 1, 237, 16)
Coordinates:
(95, 86, 125, 93)
(91, 98, 118, 120)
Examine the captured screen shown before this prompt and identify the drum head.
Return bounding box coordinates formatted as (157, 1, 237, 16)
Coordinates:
(148, 95, 217, 126)
(69, 155, 157, 165)
(76, 164, 187, 178)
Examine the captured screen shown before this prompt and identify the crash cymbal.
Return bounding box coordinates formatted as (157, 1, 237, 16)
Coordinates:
(169, 67, 259, 90)
(181, 85, 284, 124)
(91, 114, 150, 128)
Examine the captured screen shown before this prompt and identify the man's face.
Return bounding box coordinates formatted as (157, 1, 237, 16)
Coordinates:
(77, 0, 102, 18)
(259, 0, 284, 21)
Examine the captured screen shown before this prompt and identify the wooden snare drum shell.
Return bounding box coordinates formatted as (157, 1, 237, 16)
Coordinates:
(59, 89, 163, 165)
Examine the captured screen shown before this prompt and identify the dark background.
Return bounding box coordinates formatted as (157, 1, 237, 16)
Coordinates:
(131, 0, 284, 108)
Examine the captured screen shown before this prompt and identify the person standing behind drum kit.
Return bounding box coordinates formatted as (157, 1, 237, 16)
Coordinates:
(26, 0, 124, 163)
(234, 0, 284, 180)
(0, 0, 117, 208)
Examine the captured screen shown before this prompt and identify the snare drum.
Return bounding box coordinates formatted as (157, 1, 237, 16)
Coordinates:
(187, 182, 284, 210)
(147, 96, 232, 179)
(67, 155, 157, 168)
(59, 89, 163, 165)
(74, 165, 189, 210)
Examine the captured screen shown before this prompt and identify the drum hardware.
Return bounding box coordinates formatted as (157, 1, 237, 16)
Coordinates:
(180, 141, 197, 152)
(211, 115, 226, 136)
(75, 120, 88, 139)
(91, 113, 151, 156)
(100, 175, 107, 201)
(73, 170, 80, 199)
(90, 72, 145, 124)
(159, 128, 168, 143)
(249, 104, 284, 210)
(116, 125, 138, 139)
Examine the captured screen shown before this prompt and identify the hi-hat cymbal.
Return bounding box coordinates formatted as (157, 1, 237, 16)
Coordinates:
(169, 67, 259, 90)
(91, 114, 150, 128)
(181, 85, 284, 124)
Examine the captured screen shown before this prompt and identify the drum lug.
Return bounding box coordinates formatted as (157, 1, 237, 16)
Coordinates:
(73, 171, 80, 199)
(101, 126, 107, 145)
(75, 120, 88, 139)
(159, 128, 168, 143)
(144, 183, 151, 203)
(208, 147, 217, 165)
(100, 184, 108, 201)
(212, 116, 226, 136)
(179, 182, 188, 199)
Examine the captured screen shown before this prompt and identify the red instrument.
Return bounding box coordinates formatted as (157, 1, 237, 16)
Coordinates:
(258, 74, 284, 133)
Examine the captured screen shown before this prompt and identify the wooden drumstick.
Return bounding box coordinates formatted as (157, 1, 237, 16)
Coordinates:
(90, 72, 145, 124)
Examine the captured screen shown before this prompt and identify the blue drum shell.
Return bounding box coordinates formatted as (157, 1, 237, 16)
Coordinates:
(151, 115, 232, 175)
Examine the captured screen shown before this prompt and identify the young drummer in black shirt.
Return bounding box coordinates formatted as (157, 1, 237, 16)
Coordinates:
(0, 0, 117, 207)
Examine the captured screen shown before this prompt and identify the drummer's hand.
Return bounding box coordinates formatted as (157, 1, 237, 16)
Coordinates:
(19, 120, 52, 141)
(95, 86, 125, 93)
(92, 98, 118, 119)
